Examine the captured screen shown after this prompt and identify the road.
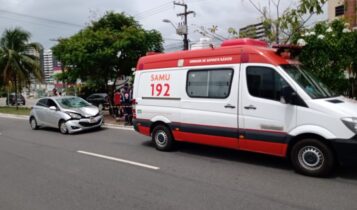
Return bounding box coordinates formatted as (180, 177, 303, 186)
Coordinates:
(0, 117, 357, 210)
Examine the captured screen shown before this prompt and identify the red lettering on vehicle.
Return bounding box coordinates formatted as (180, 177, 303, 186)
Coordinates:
(151, 83, 170, 97)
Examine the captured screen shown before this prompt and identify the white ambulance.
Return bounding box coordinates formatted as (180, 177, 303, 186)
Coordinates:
(132, 38, 357, 177)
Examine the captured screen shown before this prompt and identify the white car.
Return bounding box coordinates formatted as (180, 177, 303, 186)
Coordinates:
(29, 96, 103, 134)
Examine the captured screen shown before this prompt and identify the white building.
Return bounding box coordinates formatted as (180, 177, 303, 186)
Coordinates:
(41, 49, 54, 84)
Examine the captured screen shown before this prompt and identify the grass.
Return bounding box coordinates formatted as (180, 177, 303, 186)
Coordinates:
(0, 106, 30, 115)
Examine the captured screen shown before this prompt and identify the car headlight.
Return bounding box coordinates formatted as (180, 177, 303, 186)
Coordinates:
(66, 112, 82, 119)
(341, 117, 357, 134)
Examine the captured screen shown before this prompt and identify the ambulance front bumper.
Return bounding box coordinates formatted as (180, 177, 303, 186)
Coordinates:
(330, 135, 357, 166)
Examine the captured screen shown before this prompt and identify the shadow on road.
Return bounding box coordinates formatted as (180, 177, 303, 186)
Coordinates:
(141, 140, 291, 171)
(37, 127, 107, 135)
(142, 140, 357, 180)
(333, 167, 357, 180)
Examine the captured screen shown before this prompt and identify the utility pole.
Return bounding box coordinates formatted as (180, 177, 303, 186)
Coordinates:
(174, 1, 195, 50)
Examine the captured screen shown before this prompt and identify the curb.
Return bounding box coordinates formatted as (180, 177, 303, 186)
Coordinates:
(103, 123, 134, 130)
(0, 113, 28, 120)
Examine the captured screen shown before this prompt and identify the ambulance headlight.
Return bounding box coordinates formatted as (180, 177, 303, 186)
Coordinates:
(342, 117, 357, 134)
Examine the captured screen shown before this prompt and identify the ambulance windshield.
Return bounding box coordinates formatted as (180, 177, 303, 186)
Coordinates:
(281, 64, 336, 99)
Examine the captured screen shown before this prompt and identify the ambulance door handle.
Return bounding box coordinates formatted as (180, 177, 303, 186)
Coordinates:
(224, 104, 236, 109)
(244, 105, 256, 110)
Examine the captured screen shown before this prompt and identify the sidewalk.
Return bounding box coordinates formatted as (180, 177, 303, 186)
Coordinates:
(102, 110, 133, 128)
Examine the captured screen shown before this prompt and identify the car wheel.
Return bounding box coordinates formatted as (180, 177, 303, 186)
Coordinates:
(59, 120, 68, 134)
(291, 138, 335, 177)
(152, 125, 175, 151)
(29, 117, 39, 130)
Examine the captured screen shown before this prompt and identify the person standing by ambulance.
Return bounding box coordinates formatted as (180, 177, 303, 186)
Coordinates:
(113, 89, 121, 118)
(121, 84, 132, 125)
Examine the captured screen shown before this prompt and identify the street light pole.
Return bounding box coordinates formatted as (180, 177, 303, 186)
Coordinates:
(163, 19, 177, 31)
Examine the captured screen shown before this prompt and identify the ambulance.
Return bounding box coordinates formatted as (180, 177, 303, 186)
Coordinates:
(132, 38, 357, 177)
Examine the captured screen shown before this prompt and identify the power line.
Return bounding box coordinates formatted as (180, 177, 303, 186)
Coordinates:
(136, 4, 173, 20)
(0, 14, 62, 30)
(133, 2, 171, 17)
(0, 9, 83, 28)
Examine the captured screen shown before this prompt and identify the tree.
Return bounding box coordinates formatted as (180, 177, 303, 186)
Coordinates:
(241, 0, 327, 44)
(0, 28, 42, 108)
(295, 19, 357, 97)
(52, 11, 163, 94)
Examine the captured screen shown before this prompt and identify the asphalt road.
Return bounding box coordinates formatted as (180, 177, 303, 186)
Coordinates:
(1, 117, 357, 210)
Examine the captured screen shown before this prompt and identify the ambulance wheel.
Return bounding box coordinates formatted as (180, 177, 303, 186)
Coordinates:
(152, 125, 174, 151)
(291, 138, 335, 177)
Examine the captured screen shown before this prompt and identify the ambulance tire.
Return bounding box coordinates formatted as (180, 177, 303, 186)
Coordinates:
(152, 125, 174, 151)
(291, 138, 335, 177)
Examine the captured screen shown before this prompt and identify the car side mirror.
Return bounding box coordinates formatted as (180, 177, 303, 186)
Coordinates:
(49, 106, 57, 111)
(281, 86, 297, 104)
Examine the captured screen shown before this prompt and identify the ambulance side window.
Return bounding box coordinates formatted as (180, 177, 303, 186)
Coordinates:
(186, 69, 233, 98)
(246, 66, 288, 101)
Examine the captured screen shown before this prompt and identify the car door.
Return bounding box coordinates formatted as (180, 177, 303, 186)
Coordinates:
(179, 66, 239, 149)
(44, 99, 61, 128)
(34, 98, 48, 125)
(239, 64, 297, 156)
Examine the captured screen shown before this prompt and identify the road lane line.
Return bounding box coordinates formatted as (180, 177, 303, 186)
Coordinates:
(77, 150, 160, 170)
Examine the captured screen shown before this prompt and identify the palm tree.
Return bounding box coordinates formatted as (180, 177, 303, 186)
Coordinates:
(0, 27, 43, 109)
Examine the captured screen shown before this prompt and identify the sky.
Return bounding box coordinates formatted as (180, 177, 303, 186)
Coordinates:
(0, 0, 327, 51)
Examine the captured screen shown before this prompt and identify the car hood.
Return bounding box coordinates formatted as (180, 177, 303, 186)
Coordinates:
(62, 106, 99, 117)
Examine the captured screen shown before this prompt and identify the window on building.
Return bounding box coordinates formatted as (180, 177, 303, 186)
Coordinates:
(246, 66, 289, 102)
(187, 69, 233, 98)
(335, 5, 345, 17)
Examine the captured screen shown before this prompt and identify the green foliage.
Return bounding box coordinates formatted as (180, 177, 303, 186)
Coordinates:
(52, 11, 163, 92)
(0, 27, 42, 103)
(295, 19, 357, 96)
(0, 106, 30, 115)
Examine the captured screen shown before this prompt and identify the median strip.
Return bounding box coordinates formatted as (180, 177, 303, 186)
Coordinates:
(77, 150, 160, 170)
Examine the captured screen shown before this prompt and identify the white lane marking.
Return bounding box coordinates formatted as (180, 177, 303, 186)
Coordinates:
(77, 150, 160, 170)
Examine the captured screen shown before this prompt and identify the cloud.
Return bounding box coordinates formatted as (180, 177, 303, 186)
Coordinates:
(0, 0, 327, 50)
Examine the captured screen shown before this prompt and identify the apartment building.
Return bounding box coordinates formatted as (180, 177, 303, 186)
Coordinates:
(328, 0, 357, 29)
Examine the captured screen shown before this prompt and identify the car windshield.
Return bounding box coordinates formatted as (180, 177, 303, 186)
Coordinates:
(281, 64, 337, 99)
(55, 97, 91, 108)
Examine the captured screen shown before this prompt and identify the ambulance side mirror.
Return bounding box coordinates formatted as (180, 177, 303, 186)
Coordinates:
(281, 86, 297, 105)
